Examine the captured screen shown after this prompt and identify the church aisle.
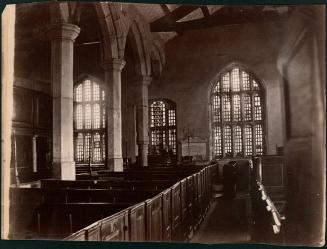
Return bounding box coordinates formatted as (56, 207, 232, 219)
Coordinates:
(191, 198, 251, 244)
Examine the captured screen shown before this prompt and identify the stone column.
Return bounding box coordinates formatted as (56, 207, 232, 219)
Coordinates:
(102, 59, 126, 171)
(46, 23, 80, 180)
(134, 76, 151, 167)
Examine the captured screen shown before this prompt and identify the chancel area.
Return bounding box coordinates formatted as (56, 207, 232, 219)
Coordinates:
(1, 2, 325, 246)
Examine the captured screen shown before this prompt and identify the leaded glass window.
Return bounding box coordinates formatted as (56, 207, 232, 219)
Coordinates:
(245, 125, 253, 156)
(233, 95, 241, 121)
(255, 125, 263, 155)
(213, 126, 222, 156)
(224, 126, 232, 157)
(222, 95, 231, 122)
(254, 94, 262, 121)
(212, 95, 221, 122)
(211, 66, 265, 158)
(74, 79, 106, 165)
(234, 126, 243, 156)
(149, 99, 177, 154)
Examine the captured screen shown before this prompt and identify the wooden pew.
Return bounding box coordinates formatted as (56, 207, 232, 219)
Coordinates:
(12, 188, 160, 204)
(41, 179, 178, 191)
(59, 163, 218, 242)
(192, 173, 200, 230)
(145, 194, 163, 241)
(129, 202, 146, 241)
(180, 179, 190, 241)
(31, 202, 132, 239)
(186, 176, 194, 239)
(99, 209, 129, 241)
(171, 182, 182, 242)
(161, 188, 172, 241)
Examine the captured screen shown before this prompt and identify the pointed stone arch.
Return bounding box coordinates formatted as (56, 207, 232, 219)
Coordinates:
(48, 2, 83, 24)
(93, 2, 126, 61)
(125, 19, 152, 77)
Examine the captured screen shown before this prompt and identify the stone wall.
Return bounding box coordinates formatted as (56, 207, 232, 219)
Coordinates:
(149, 20, 286, 158)
(277, 6, 325, 246)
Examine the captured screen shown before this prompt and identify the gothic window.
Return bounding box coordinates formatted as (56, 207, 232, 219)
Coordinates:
(211, 66, 265, 158)
(74, 79, 106, 165)
(149, 99, 177, 155)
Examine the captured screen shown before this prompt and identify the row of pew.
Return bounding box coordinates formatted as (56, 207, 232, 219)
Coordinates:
(61, 164, 218, 242)
(11, 163, 218, 240)
(250, 157, 286, 244)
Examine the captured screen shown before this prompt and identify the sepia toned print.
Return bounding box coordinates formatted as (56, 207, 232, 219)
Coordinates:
(1, 2, 325, 247)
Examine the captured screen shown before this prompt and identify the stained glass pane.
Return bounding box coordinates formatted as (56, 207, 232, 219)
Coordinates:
(168, 129, 176, 153)
(85, 104, 92, 129)
(211, 67, 264, 158)
(75, 84, 83, 102)
(253, 80, 259, 90)
(168, 109, 176, 126)
(162, 130, 166, 147)
(213, 82, 220, 93)
(102, 90, 105, 101)
(84, 80, 91, 101)
(245, 125, 253, 156)
(102, 105, 106, 128)
(151, 101, 166, 127)
(234, 126, 242, 156)
(222, 95, 231, 122)
(254, 94, 262, 120)
(242, 71, 250, 91)
(212, 95, 221, 122)
(85, 133, 91, 161)
(244, 94, 252, 121)
(93, 83, 100, 101)
(231, 68, 240, 92)
(255, 125, 263, 155)
(151, 130, 160, 146)
(222, 73, 230, 92)
(93, 104, 100, 129)
(102, 133, 106, 160)
(93, 133, 101, 162)
(76, 105, 83, 130)
(213, 126, 222, 157)
(76, 133, 84, 162)
(224, 126, 232, 157)
(233, 95, 241, 122)
(74, 79, 106, 164)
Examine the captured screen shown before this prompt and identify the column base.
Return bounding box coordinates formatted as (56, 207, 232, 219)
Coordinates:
(52, 160, 75, 180)
(107, 158, 123, 172)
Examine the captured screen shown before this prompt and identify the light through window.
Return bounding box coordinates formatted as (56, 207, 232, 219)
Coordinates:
(211, 66, 265, 158)
(149, 99, 177, 155)
(74, 79, 106, 164)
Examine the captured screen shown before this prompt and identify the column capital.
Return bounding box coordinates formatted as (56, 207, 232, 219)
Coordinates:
(101, 58, 126, 71)
(45, 23, 80, 42)
(133, 75, 152, 86)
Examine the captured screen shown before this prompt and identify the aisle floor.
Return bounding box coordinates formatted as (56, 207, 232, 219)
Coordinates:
(191, 198, 251, 244)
